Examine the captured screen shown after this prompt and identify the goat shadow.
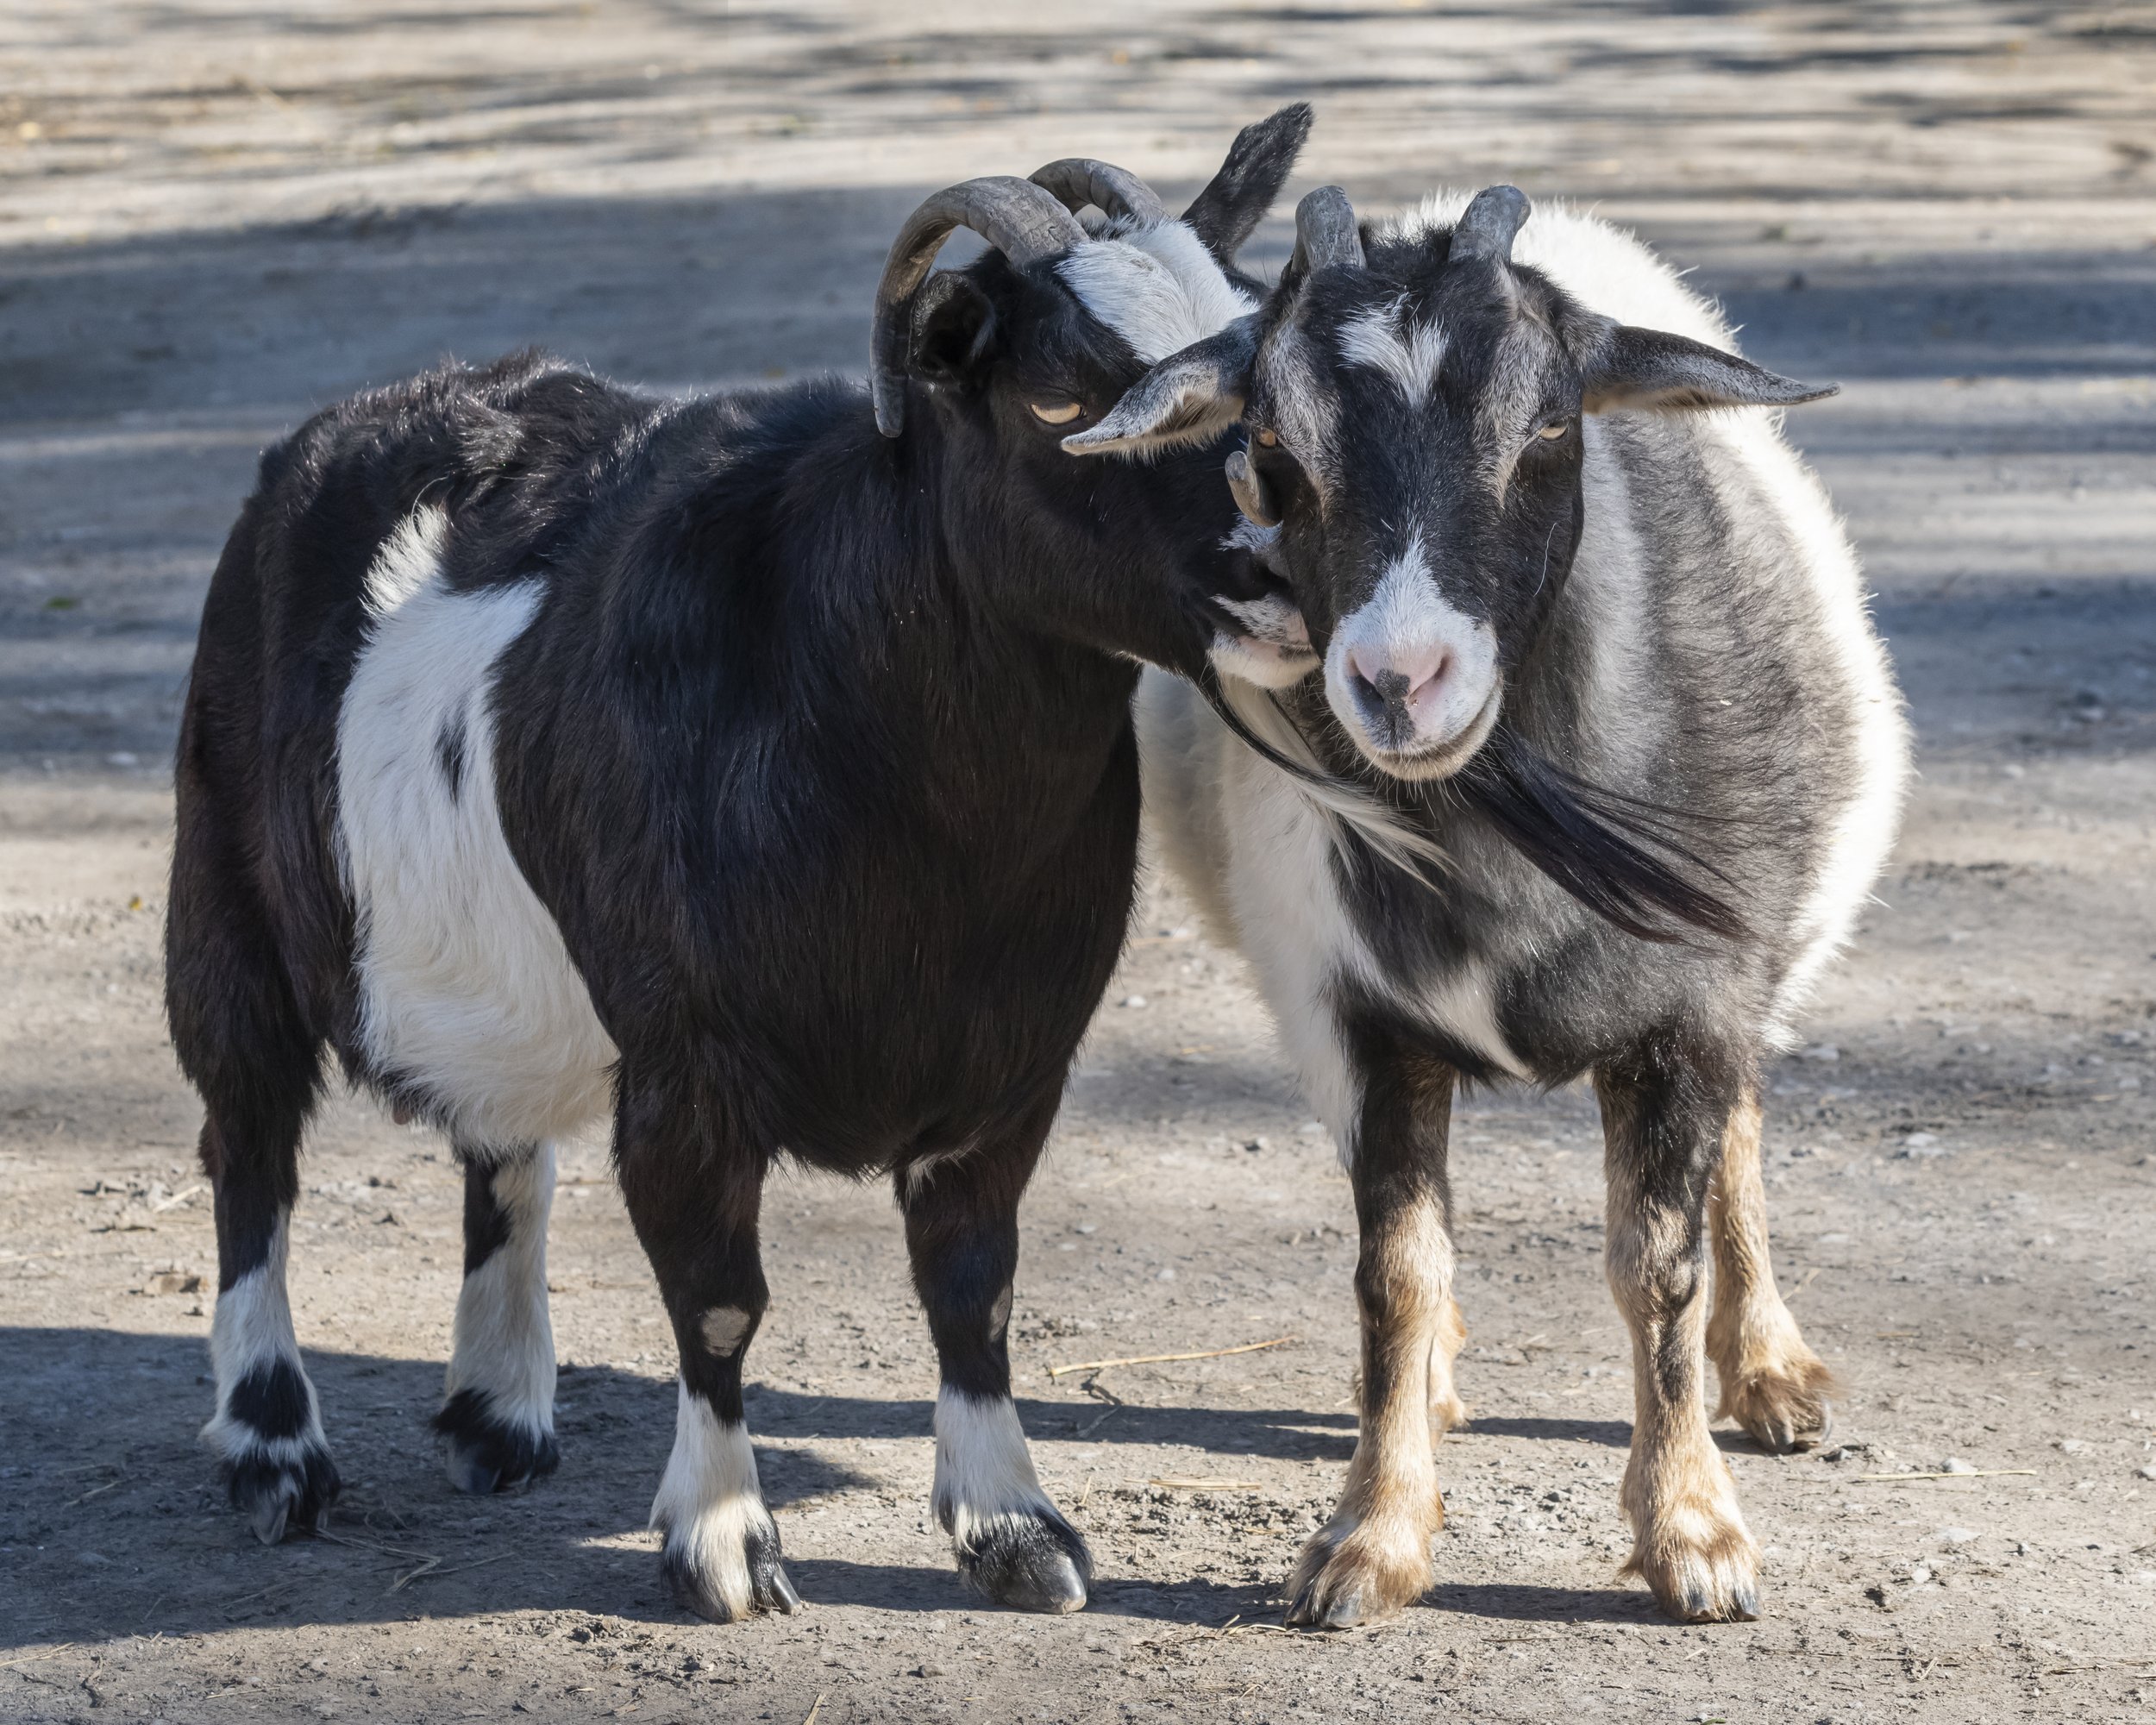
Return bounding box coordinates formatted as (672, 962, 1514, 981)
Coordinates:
(3, 1326, 1678, 1647)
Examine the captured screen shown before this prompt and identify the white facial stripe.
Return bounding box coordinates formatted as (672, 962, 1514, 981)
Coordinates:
(932, 1388, 1057, 1551)
(1324, 535, 1501, 770)
(1057, 221, 1254, 365)
(649, 1381, 774, 1621)
(203, 1213, 324, 1464)
(1338, 301, 1448, 406)
(444, 1141, 557, 1436)
(339, 509, 618, 1148)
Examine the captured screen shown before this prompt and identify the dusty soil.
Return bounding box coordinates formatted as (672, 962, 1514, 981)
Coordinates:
(3, 3, 2154, 1721)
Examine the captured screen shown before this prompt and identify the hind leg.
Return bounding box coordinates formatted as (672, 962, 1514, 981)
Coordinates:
(170, 748, 339, 1545)
(199, 1107, 340, 1543)
(436, 1140, 561, 1493)
(1707, 1090, 1834, 1452)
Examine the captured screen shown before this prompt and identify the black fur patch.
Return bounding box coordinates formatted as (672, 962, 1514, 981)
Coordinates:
(226, 1357, 314, 1440)
(459, 1155, 517, 1277)
(223, 1440, 341, 1541)
(433, 1387, 561, 1492)
(1195, 666, 1743, 945)
(957, 1507, 1093, 1613)
(436, 709, 467, 801)
(1457, 729, 1746, 944)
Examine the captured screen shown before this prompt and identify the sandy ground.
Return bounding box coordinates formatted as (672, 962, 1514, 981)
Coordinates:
(3, 3, 2155, 1721)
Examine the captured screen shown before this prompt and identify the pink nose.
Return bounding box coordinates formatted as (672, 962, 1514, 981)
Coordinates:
(1346, 642, 1451, 731)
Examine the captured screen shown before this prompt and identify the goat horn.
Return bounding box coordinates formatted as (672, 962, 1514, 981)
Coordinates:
(1289, 185, 1363, 277)
(1027, 158, 1167, 229)
(1450, 185, 1531, 265)
(870, 176, 1089, 439)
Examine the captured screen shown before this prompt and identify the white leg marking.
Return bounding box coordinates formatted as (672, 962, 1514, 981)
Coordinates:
(445, 1141, 557, 1440)
(931, 1386, 1059, 1552)
(649, 1381, 776, 1622)
(202, 1212, 324, 1466)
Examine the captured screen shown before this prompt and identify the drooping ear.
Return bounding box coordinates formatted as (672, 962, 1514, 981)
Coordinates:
(908, 272, 1001, 392)
(1580, 321, 1836, 414)
(1181, 103, 1315, 268)
(1060, 317, 1257, 459)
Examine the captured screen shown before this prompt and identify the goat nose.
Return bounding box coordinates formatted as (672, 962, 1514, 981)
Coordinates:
(1347, 643, 1451, 718)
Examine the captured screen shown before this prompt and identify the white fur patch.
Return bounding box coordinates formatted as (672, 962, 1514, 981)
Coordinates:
(444, 1141, 557, 1438)
(338, 508, 618, 1147)
(931, 1389, 1057, 1552)
(1337, 300, 1448, 406)
(699, 1305, 755, 1357)
(1136, 671, 1378, 1154)
(1324, 534, 1501, 773)
(202, 1213, 324, 1464)
(1058, 219, 1255, 365)
(1418, 961, 1528, 1081)
(649, 1381, 774, 1622)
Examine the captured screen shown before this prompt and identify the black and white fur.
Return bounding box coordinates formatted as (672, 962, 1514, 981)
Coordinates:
(1080, 187, 1909, 1625)
(165, 110, 1315, 1618)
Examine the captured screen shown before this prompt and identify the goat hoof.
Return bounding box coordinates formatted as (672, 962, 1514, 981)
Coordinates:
(435, 1389, 560, 1495)
(1285, 1578, 1367, 1629)
(959, 1510, 1091, 1614)
(1625, 1498, 1762, 1623)
(225, 1443, 341, 1546)
(1718, 1346, 1836, 1455)
(661, 1515, 800, 1623)
(1284, 1516, 1429, 1628)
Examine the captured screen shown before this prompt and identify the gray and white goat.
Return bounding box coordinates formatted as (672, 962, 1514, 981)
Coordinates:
(1070, 185, 1908, 1624)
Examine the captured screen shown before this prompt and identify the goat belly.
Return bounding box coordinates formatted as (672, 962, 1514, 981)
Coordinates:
(336, 507, 618, 1150)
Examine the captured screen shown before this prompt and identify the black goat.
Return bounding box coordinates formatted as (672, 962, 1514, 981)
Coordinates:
(1077, 185, 1908, 1624)
(164, 107, 1313, 1621)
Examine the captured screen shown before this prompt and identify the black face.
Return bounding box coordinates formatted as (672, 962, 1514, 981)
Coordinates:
(1071, 188, 1834, 777)
(1239, 243, 1593, 777)
(905, 250, 1270, 676)
(882, 103, 1319, 681)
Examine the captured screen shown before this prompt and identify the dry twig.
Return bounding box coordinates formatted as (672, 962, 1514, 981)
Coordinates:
(1851, 1469, 2035, 1482)
(1049, 1336, 1296, 1378)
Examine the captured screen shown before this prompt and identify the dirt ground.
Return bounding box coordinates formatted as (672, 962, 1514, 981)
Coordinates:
(3, 3, 2154, 1721)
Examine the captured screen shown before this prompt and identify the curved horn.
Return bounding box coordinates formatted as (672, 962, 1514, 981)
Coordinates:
(870, 176, 1089, 438)
(1029, 157, 1166, 229)
(1450, 184, 1531, 265)
(1289, 185, 1363, 277)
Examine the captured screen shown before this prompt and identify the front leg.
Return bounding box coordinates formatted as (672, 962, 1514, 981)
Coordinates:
(616, 1088, 799, 1622)
(899, 1111, 1090, 1614)
(1707, 1089, 1834, 1452)
(1288, 1026, 1459, 1628)
(1597, 1043, 1762, 1623)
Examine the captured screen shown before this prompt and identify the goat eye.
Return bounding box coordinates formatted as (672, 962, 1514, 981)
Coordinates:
(1030, 402, 1083, 425)
(1254, 427, 1279, 447)
(1537, 421, 1569, 442)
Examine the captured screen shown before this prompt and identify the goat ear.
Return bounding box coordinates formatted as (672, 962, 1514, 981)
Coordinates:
(1181, 103, 1314, 267)
(909, 272, 1000, 391)
(1581, 323, 1835, 414)
(1061, 317, 1257, 458)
